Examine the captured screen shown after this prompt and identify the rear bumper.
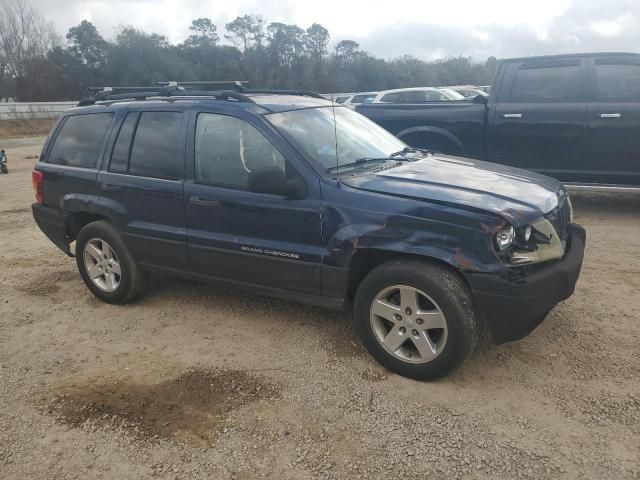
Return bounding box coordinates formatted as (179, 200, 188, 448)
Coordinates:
(464, 224, 586, 343)
(32, 203, 71, 256)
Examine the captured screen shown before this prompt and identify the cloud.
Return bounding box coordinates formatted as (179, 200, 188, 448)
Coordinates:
(30, 0, 640, 60)
(356, 0, 640, 60)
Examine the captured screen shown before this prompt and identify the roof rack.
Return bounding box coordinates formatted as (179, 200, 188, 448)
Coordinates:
(77, 81, 326, 106)
(239, 89, 325, 99)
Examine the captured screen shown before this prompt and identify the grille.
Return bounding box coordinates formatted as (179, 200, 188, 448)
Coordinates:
(545, 198, 571, 242)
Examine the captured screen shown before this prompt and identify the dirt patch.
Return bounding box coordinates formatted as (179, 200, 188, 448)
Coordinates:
(17, 270, 76, 296)
(361, 368, 387, 382)
(318, 318, 366, 359)
(43, 369, 280, 444)
(0, 119, 56, 139)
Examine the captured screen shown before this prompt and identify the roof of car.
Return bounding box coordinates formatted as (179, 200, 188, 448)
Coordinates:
(503, 51, 640, 63)
(377, 87, 442, 94)
(65, 93, 334, 116)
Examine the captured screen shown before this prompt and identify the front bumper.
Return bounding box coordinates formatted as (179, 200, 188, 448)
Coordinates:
(464, 224, 586, 343)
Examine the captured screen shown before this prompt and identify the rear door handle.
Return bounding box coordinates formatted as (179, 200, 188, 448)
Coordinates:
(101, 183, 122, 192)
(190, 196, 220, 207)
(502, 113, 523, 119)
(599, 113, 622, 118)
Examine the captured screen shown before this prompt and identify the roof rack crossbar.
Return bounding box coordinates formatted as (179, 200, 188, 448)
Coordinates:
(241, 89, 325, 99)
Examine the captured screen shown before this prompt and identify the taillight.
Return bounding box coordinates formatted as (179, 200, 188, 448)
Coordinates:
(32, 170, 44, 204)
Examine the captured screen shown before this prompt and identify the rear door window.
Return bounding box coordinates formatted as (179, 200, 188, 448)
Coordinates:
(47, 113, 113, 168)
(109, 112, 139, 173)
(128, 112, 183, 179)
(510, 62, 582, 102)
(595, 61, 640, 101)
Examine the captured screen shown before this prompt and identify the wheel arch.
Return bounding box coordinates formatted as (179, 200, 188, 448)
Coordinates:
(396, 126, 465, 156)
(346, 248, 471, 302)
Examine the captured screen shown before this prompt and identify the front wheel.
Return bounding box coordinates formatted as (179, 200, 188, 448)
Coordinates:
(354, 260, 480, 380)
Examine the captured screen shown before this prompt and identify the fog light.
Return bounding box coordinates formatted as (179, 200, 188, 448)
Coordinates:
(524, 225, 532, 242)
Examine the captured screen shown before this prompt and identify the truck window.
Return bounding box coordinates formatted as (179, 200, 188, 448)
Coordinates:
(595, 62, 640, 101)
(46, 113, 113, 168)
(109, 112, 139, 173)
(511, 63, 581, 102)
(128, 112, 183, 179)
(195, 113, 285, 188)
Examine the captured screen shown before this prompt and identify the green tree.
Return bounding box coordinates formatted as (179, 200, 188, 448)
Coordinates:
(66, 20, 108, 68)
(305, 23, 329, 62)
(184, 18, 219, 48)
(225, 15, 265, 51)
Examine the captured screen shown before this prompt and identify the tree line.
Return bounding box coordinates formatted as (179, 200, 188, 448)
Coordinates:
(0, 0, 498, 101)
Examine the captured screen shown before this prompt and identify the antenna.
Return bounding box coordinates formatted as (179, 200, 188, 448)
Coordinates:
(330, 92, 339, 175)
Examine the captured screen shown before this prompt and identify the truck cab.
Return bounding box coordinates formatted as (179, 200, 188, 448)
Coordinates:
(358, 52, 640, 187)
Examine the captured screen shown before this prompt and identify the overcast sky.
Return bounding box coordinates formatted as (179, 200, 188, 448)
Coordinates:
(35, 0, 640, 60)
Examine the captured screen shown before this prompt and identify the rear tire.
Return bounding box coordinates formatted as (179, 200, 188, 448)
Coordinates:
(75, 220, 147, 304)
(354, 260, 479, 380)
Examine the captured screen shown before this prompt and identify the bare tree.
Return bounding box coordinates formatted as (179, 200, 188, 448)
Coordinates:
(0, 0, 58, 79)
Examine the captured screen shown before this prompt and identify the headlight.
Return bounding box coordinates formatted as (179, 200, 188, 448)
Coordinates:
(524, 225, 532, 242)
(495, 225, 514, 251)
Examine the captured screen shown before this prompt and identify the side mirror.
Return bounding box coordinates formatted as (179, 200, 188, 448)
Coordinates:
(473, 94, 488, 105)
(248, 165, 306, 199)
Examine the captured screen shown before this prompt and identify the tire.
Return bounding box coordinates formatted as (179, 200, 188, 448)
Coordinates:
(354, 260, 479, 380)
(75, 220, 147, 304)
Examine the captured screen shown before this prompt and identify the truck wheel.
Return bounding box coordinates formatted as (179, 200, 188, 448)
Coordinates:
(354, 260, 479, 380)
(75, 220, 147, 304)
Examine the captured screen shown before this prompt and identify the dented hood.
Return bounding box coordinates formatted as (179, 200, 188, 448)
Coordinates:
(340, 154, 564, 225)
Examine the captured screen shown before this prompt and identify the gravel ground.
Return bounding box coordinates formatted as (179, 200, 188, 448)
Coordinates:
(0, 137, 639, 480)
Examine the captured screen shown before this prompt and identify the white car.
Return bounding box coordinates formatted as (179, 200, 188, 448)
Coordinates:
(343, 92, 378, 109)
(446, 85, 489, 99)
(371, 87, 465, 103)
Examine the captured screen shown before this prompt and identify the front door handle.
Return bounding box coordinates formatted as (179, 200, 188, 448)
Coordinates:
(599, 113, 622, 119)
(502, 113, 523, 119)
(190, 196, 220, 207)
(101, 183, 122, 192)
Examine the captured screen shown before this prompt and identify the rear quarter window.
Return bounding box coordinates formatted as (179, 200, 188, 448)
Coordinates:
(46, 113, 113, 168)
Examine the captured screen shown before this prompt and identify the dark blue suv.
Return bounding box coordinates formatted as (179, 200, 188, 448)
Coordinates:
(32, 87, 586, 380)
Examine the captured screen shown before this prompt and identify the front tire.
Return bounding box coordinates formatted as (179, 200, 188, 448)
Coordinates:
(354, 260, 479, 380)
(75, 220, 147, 304)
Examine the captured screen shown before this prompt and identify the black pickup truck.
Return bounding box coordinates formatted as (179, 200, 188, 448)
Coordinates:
(357, 52, 640, 187)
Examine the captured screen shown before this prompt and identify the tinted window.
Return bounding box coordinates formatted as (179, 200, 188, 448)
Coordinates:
(47, 113, 113, 168)
(109, 112, 138, 173)
(595, 62, 640, 101)
(511, 64, 581, 102)
(351, 94, 375, 104)
(380, 92, 401, 102)
(129, 112, 182, 179)
(195, 113, 285, 188)
(335, 96, 349, 103)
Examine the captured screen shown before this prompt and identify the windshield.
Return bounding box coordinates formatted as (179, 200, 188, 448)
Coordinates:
(267, 106, 406, 173)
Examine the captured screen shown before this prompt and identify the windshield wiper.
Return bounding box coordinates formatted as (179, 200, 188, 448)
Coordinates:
(390, 146, 433, 157)
(327, 157, 402, 174)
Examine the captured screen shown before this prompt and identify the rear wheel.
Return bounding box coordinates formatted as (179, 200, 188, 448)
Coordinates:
(354, 260, 479, 380)
(75, 220, 147, 304)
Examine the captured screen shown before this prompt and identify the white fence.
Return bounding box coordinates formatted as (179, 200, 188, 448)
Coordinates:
(0, 102, 76, 120)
